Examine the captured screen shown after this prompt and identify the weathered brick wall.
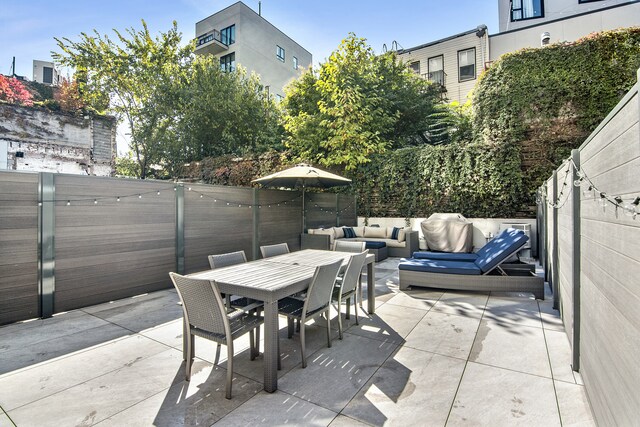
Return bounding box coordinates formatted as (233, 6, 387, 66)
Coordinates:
(0, 104, 115, 175)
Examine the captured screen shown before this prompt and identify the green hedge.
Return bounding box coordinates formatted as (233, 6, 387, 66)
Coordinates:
(351, 142, 523, 218)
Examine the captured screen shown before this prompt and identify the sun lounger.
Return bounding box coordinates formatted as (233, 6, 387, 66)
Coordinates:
(399, 228, 544, 299)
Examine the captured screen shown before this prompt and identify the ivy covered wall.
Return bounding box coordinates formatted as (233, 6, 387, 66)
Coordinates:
(356, 28, 640, 218)
(351, 143, 524, 218)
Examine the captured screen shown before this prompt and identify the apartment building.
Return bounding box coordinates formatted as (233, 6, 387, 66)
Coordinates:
(398, 0, 640, 103)
(32, 60, 59, 86)
(397, 27, 489, 104)
(195, 1, 312, 100)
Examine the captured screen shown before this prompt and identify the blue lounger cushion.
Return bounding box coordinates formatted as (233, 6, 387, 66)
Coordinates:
(473, 228, 528, 273)
(412, 251, 478, 262)
(399, 259, 482, 275)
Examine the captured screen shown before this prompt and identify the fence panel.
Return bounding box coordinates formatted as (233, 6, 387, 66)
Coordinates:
(258, 189, 303, 255)
(0, 171, 39, 325)
(575, 86, 640, 426)
(183, 184, 254, 271)
(53, 176, 176, 311)
(305, 192, 338, 230)
(338, 193, 357, 226)
(556, 162, 574, 348)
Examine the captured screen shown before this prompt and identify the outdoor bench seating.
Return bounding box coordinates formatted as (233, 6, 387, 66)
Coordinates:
(301, 225, 419, 258)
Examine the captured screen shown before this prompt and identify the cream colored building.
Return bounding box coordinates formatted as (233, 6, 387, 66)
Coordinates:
(397, 0, 640, 104)
(397, 27, 490, 104)
(195, 1, 312, 99)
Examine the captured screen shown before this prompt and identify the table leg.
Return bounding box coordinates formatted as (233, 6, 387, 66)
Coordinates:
(263, 300, 278, 392)
(367, 262, 376, 314)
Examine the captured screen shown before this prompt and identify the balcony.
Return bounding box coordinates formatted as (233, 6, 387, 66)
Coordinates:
(195, 29, 229, 55)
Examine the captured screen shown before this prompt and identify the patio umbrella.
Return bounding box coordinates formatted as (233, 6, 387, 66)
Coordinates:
(252, 163, 352, 233)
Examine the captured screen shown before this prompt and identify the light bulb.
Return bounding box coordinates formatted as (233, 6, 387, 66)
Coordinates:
(582, 186, 593, 199)
(573, 179, 582, 187)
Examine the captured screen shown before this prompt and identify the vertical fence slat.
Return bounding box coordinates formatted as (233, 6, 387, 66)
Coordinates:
(38, 172, 55, 318)
(571, 149, 581, 371)
(175, 184, 185, 274)
(551, 170, 559, 310)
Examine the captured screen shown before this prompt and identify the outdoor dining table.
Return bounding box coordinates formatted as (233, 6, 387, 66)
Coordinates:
(188, 249, 376, 392)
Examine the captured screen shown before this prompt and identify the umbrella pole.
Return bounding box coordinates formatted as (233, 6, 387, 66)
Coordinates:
(302, 185, 306, 234)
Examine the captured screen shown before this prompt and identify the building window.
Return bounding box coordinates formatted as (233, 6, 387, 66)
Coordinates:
(293, 56, 298, 70)
(43, 67, 53, 84)
(427, 56, 444, 86)
(220, 24, 235, 45)
(220, 52, 235, 72)
(511, 0, 544, 21)
(275, 94, 284, 102)
(458, 48, 476, 82)
(409, 61, 420, 74)
(276, 45, 285, 62)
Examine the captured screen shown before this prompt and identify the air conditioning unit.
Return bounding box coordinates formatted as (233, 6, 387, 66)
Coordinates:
(499, 223, 531, 249)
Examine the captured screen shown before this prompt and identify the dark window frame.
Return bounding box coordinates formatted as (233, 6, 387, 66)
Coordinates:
(220, 24, 235, 45)
(578, 0, 603, 2)
(276, 45, 285, 62)
(457, 48, 476, 83)
(408, 61, 420, 74)
(510, 0, 545, 22)
(43, 66, 53, 84)
(220, 52, 236, 73)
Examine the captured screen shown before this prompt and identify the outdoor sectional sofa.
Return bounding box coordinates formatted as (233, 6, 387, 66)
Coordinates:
(398, 228, 544, 299)
(301, 225, 419, 258)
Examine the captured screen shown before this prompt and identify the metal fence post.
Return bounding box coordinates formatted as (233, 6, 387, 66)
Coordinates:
(552, 171, 559, 311)
(175, 184, 185, 274)
(253, 188, 260, 261)
(571, 149, 581, 371)
(38, 172, 55, 318)
(335, 194, 340, 227)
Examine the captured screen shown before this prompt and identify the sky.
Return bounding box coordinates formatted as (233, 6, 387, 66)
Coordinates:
(0, 0, 499, 153)
(1, 0, 499, 78)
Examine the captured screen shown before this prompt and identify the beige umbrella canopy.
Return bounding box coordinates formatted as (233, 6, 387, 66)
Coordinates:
(252, 163, 352, 232)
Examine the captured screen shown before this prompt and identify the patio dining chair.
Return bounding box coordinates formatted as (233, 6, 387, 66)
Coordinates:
(207, 250, 263, 358)
(169, 272, 263, 399)
(332, 251, 368, 339)
(333, 240, 366, 253)
(260, 243, 290, 258)
(277, 259, 342, 368)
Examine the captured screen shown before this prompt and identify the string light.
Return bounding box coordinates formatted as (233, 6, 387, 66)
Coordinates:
(94, 199, 98, 205)
(117, 196, 120, 202)
(540, 157, 639, 220)
(157, 191, 160, 196)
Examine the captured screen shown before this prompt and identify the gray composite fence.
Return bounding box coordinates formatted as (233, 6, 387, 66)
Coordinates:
(0, 172, 356, 325)
(538, 69, 640, 426)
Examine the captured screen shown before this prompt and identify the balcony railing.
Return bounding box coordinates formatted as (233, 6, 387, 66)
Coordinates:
(423, 70, 446, 87)
(195, 30, 229, 55)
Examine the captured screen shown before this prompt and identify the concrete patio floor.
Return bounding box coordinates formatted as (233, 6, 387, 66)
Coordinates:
(0, 258, 595, 426)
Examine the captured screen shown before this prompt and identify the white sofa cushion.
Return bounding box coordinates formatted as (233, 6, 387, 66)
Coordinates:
(364, 226, 386, 238)
(398, 227, 412, 242)
(354, 226, 365, 237)
(333, 227, 345, 239)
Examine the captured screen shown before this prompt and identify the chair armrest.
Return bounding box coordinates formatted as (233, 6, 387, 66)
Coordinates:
(301, 233, 331, 250)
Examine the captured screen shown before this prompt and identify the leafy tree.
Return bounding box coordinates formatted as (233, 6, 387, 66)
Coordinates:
(164, 55, 283, 175)
(282, 34, 441, 170)
(114, 152, 141, 177)
(53, 20, 193, 178)
(54, 78, 85, 112)
(0, 75, 33, 106)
